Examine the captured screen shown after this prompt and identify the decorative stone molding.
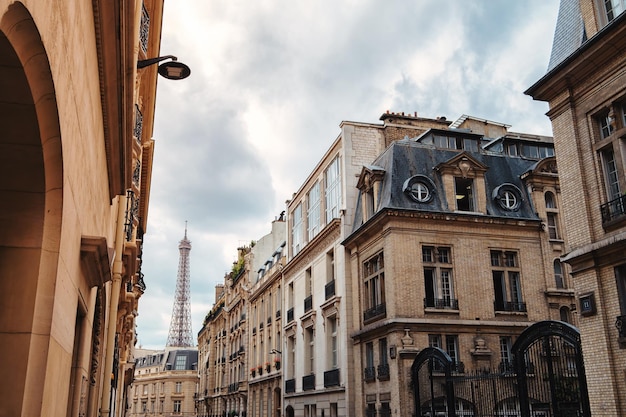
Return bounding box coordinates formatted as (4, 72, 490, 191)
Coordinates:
(80, 236, 112, 287)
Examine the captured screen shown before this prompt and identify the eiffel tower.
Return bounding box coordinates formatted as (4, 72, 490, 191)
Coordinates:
(166, 223, 194, 347)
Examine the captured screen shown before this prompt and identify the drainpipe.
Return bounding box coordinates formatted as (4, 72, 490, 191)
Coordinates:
(100, 193, 127, 417)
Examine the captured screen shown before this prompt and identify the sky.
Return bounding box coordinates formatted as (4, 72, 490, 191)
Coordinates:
(136, 0, 561, 349)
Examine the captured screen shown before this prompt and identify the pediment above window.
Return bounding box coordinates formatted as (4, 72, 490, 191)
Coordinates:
(356, 165, 386, 191)
(435, 153, 488, 178)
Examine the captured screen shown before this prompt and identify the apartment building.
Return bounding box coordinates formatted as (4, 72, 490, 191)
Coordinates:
(198, 218, 285, 417)
(526, 0, 626, 414)
(0, 1, 165, 416)
(129, 348, 199, 417)
(342, 117, 575, 416)
(281, 114, 451, 417)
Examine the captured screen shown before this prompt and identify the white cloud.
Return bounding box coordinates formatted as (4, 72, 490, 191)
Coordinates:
(136, 0, 560, 349)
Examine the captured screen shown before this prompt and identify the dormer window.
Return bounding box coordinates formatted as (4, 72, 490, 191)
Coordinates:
(493, 184, 523, 211)
(455, 177, 475, 211)
(403, 175, 435, 203)
(357, 166, 386, 222)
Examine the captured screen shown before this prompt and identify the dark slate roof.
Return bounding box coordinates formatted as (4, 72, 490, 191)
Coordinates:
(548, 0, 586, 71)
(165, 349, 198, 371)
(352, 140, 542, 233)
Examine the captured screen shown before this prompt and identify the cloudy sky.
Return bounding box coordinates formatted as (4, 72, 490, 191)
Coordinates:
(136, 0, 561, 349)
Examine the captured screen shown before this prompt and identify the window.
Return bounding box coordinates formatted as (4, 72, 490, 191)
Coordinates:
(601, 147, 622, 201)
(141, 401, 147, 412)
(547, 213, 559, 239)
(423, 246, 456, 309)
(499, 336, 513, 372)
(305, 267, 313, 312)
(494, 184, 522, 211)
(143, 384, 148, 395)
(173, 400, 182, 413)
(305, 327, 315, 374)
(308, 182, 321, 240)
(175, 381, 182, 393)
(616, 264, 626, 316)
(378, 338, 390, 380)
(545, 191, 556, 209)
(364, 342, 375, 381)
(604, 0, 626, 22)
(292, 203, 303, 255)
(445, 335, 459, 367)
(328, 316, 338, 369)
(554, 260, 565, 289)
(363, 253, 386, 321)
(287, 335, 296, 378)
(403, 175, 435, 203)
(491, 250, 526, 312)
(325, 156, 341, 222)
(455, 177, 474, 211)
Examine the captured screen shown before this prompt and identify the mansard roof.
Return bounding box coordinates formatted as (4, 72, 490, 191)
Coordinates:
(351, 139, 547, 233)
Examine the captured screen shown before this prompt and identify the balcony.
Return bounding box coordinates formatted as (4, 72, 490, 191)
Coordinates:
(304, 295, 313, 313)
(377, 363, 390, 380)
(325, 280, 336, 300)
(287, 308, 294, 323)
(363, 303, 386, 322)
(139, 4, 150, 52)
(601, 194, 626, 226)
(323, 368, 340, 387)
(494, 300, 527, 313)
(302, 374, 315, 391)
(424, 297, 459, 310)
(285, 378, 295, 393)
(364, 366, 375, 382)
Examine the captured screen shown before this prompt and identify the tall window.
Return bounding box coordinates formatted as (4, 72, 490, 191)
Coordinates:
(173, 400, 182, 413)
(175, 381, 182, 393)
(325, 156, 342, 222)
(445, 335, 459, 366)
(554, 259, 565, 289)
(545, 191, 560, 239)
(363, 252, 385, 321)
(328, 316, 338, 369)
(304, 267, 313, 313)
(455, 177, 474, 211)
(423, 246, 456, 309)
(491, 250, 526, 312)
(305, 327, 315, 374)
(308, 182, 321, 240)
(292, 203, 303, 255)
(288, 336, 296, 379)
(365, 342, 375, 381)
(602, 147, 622, 200)
(499, 336, 513, 372)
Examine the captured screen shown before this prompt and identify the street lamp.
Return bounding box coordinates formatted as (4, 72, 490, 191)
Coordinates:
(137, 55, 191, 80)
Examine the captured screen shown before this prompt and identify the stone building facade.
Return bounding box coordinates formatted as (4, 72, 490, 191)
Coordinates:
(0, 1, 167, 416)
(128, 348, 199, 417)
(526, 0, 626, 415)
(343, 117, 575, 416)
(280, 114, 462, 417)
(197, 219, 286, 417)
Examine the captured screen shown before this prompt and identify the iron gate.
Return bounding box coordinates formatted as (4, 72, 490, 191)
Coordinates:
(411, 321, 591, 417)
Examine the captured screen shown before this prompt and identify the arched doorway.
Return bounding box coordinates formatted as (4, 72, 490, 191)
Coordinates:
(285, 405, 294, 417)
(0, 3, 63, 416)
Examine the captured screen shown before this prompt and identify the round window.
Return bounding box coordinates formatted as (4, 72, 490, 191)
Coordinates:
(403, 175, 435, 203)
(493, 184, 522, 211)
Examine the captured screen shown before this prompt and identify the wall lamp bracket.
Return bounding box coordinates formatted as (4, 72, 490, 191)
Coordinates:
(137, 55, 191, 80)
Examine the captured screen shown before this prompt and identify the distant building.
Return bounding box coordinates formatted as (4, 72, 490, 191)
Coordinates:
(343, 116, 573, 416)
(128, 348, 199, 417)
(526, 0, 626, 415)
(197, 218, 286, 417)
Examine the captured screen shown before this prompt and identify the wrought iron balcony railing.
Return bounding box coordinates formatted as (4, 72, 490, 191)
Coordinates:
(364, 366, 376, 382)
(302, 374, 315, 391)
(494, 300, 527, 312)
(363, 303, 386, 322)
(287, 307, 294, 323)
(323, 368, 340, 387)
(304, 295, 313, 313)
(325, 279, 336, 300)
(285, 378, 295, 393)
(601, 194, 626, 226)
(377, 363, 390, 380)
(616, 315, 626, 338)
(139, 4, 150, 53)
(424, 297, 459, 309)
